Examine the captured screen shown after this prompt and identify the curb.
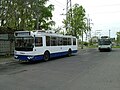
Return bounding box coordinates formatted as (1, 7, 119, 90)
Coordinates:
(0, 56, 16, 65)
(0, 48, 97, 65)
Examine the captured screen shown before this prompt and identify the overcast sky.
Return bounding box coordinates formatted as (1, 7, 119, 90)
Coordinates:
(48, 0, 120, 38)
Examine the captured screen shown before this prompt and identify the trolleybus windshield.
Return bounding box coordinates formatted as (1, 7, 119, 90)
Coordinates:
(98, 39, 111, 45)
(15, 37, 34, 51)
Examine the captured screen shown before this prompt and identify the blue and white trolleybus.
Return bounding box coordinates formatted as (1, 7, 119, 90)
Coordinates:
(98, 36, 112, 51)
(14, 30, 78, 61)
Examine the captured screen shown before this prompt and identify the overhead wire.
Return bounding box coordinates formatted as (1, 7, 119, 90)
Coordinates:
(54, 0, 66, 7)
(87, 3, 120, 14)
(92, 3, 120, 7)
(49, 0, 66, 22)
(92, 11, 120, 15)
(49, 0, 65, 9)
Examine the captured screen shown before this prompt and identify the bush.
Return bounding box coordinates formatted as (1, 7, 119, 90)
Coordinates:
(84, 42, 88, 46)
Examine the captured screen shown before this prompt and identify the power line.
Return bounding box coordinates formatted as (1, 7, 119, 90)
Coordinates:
(106, 3, 120, 7)
(94, 3, 120, 7)
(54, 0, 66, 6)
(92, 10, 120, 14)
(49, 0, 65, 9)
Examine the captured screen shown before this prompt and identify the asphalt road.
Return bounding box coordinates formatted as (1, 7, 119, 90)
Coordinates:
(0, 48, 120, 90)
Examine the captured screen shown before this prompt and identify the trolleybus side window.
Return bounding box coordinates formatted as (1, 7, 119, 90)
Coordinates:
(73, 38, 76, 45)
(51, 36, 57, 46)
(63, 38, 67, 45)
(46, 36, 50, 46)
(68, 38, 72, 45)
(35, 37, 43, 46)
(58, 37, 63, 46)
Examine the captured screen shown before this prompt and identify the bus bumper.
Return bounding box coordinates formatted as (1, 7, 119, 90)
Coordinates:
(14, 55, 43, 61)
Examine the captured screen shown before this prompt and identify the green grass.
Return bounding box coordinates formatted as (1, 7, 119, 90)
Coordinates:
(0, 55, 13, 59)
(112, 46, 120, 48)
(88, 45, 97, 48)
(80, 45, 120, 49)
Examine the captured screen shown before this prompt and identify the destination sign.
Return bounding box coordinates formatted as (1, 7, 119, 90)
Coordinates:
(15, 32, 30, 36)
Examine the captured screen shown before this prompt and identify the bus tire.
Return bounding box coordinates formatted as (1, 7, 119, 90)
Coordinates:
(68, 49, 72, 57)
(44, 51, 50, 61)
(99, 50, 102, 52)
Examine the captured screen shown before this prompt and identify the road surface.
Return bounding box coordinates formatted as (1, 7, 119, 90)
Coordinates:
(0, 48, 120, 90)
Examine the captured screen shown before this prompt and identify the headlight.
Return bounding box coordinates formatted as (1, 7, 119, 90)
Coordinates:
(14, 55, 18, 59)
(14, 51, 17, 54)
(27, 56, 34, 60)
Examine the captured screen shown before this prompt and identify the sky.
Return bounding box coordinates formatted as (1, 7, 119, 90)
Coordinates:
(48, 0, 120, 38)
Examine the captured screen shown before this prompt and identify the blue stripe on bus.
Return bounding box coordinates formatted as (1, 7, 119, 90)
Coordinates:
(72, 50, 78, 53)
(14, 50, 78, 61)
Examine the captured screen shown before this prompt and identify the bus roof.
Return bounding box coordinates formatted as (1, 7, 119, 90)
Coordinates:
(14, 30, 76, 38)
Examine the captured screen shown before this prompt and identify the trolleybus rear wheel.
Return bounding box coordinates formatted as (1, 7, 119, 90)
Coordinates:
(44, 51, 50, 61)
(68, 49, 72, 57)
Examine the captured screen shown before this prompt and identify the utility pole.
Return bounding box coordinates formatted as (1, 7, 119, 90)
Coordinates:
(86, 14, 93, 46)
(36, 0, 39, 30)
(86, 18, 89, 41)
(88, 18, 91, 39)
(109, 29, 111, 38)
(87, 18, 92, 40)
(81, 28, 84, 49)
(66, 0, 72, 34)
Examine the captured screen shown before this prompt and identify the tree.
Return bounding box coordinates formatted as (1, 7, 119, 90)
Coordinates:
(63, 4, 88, 38)
(0, 0, 55, 31)
(116, 32, 120, 45)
